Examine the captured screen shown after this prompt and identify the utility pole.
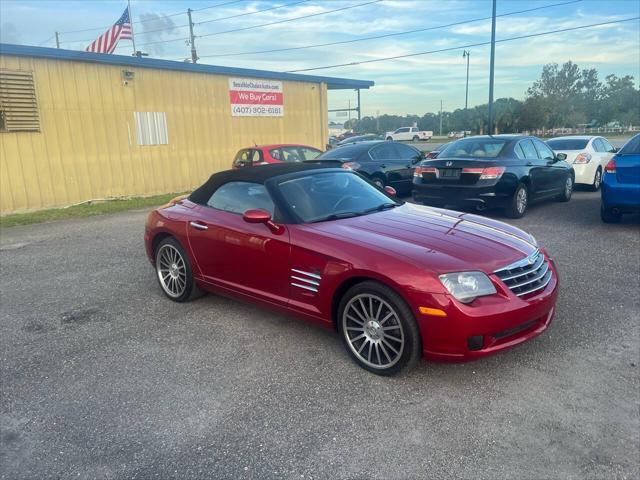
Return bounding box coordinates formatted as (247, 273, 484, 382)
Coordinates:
(55, 32, 60, 48)
(356, 89, 361, 121)
(463, 50, 470, 110)
(487, 0, 497, 135)
(187, 8, 198, 63)
(439, 100, 443, 136)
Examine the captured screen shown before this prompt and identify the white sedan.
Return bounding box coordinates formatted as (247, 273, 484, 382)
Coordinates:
(546, 136, 617, 191)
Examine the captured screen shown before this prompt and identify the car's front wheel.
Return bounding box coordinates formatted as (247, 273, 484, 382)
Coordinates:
(339, 281, 421, 375)
(412, 135, 420, 142)
(386, 136, 393, 141)
(557, 175, 573, 202)
(155, 237, 202, 302)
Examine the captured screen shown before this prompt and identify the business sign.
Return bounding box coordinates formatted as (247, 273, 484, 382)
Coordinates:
(229, 78, 284, 117)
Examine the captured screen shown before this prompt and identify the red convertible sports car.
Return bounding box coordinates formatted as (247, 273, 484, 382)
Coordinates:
(145, 163, 558, 375)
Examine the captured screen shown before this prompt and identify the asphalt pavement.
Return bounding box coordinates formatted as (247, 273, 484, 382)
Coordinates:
(1, 190, 639, 479)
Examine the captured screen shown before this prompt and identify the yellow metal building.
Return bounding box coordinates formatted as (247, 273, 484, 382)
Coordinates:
(0, 43, 372, 214)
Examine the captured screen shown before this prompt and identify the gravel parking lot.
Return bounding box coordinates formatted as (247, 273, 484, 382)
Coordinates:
(1, 190, 638, 479)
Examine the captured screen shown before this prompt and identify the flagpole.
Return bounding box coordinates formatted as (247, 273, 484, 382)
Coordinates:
(128, 0, 137, 56)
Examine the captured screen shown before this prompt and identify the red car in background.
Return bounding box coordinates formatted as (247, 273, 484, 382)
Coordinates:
(232, 144, 323, 168)
(145, 163, 558, 375)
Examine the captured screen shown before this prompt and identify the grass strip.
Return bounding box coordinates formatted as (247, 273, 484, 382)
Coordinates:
(1, 192, 186, 229)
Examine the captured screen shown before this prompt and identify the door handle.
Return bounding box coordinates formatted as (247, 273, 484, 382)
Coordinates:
(526, 162, 533, 166)
(189, 221, 208, 231)
(380, 164, 387, 168)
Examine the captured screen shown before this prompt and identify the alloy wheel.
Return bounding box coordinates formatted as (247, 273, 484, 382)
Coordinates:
(565, 177, 573, 197)
(156, 244, 187, 298)
(517, 188, 527, 214)
(594, 170, 601, 190)
(342, 293, 405, 369)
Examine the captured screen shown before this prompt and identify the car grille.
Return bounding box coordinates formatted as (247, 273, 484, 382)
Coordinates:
(494, 249, 552, 297)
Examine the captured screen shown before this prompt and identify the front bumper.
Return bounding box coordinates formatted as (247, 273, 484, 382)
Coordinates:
(410, 253, 559, 361)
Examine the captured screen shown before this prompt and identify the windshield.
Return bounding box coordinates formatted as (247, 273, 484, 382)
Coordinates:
(619, 134, 640, 155)
(277, 172, 399, 223)
(546, 139, 589, 150)
(439, 138, 507, 158)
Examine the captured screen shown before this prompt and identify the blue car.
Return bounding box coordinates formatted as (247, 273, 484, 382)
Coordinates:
(601, 133, 640, 223)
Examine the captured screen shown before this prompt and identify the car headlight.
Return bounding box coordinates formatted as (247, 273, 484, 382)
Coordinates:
(439, 271, 497, 303)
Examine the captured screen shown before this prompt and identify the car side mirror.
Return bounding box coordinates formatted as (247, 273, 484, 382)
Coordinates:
(243, 209, 284, 234)
(611, 147, 619, 153)
(555, 153, 567, 161)
(384, 186, 397, 196)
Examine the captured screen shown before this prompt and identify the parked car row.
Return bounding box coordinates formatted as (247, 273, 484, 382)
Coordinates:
(230, 133, 640, 222)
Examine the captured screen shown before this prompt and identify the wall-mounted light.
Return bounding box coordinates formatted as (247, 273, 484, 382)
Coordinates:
(122, 70, 135, 86)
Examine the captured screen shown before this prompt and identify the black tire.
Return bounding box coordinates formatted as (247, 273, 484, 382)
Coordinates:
(338, 281, 421, 375)
(590, 168, 602, 192)
(504, 183, 528, 218)
(601, 205, 622, 223)
(371, 177, 385, 189)
(154, 236, 203, 302)
(412, 135, 420, 142)
(557, 175, 573, 202)
(386, 136, 393, 141)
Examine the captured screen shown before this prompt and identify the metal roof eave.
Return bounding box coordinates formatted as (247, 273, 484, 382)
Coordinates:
(0, 43, 374, 90)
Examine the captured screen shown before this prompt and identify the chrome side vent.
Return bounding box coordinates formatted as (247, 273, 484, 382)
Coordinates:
(494, 250, 552, 297)
(290, 268, 321, 293)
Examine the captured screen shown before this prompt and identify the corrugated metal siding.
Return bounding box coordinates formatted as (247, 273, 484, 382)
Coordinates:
(0, 55, 328, 214)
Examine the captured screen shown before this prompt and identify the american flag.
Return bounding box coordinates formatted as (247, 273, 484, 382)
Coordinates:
(86, 7, 133, 54)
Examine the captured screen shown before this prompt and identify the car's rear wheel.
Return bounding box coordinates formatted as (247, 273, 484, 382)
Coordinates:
(386, 136, 393, 141)
(339, 281, 421, 375)
(601, 205, 622, 223)
(372, 177, 385, 189)
(505, 183, 528, 218)
(590, 168, 602, 191)
(412, 135, 420, 142)
(155, 237, 202, 302)
(557, 175, 573, 202)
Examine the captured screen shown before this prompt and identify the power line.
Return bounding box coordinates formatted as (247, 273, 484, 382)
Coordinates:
(196, 0, 311, 26)
(57, 0, 247, 35)
(137, 0, 382, 48)
(286, 17, 640, 72)
(192, 0, 247, 12)
(37, 35, 56, 46)
(197, 0, 383, 39)
(196, 0, 582, 59)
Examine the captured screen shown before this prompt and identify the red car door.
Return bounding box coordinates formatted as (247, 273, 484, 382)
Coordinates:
(186, 182, 291, 306)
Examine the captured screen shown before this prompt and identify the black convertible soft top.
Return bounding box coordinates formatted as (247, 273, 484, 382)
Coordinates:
(188, 161, 341, 204)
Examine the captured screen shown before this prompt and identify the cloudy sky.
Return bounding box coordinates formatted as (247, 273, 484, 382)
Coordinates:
(1, 0, 638, 120)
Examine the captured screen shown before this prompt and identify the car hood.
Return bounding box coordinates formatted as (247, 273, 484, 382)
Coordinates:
(306, 203, 537, 274)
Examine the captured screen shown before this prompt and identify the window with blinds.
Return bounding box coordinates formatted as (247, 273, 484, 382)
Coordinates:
(134, 112, 168, 146)
(0, 69, 40, 132)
